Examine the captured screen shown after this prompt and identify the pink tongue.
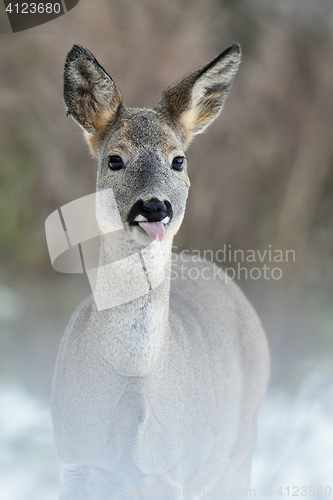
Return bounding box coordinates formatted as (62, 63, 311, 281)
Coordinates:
(139, 221, 166, 242)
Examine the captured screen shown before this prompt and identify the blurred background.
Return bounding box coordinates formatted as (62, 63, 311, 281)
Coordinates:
(0, 0, 333, 498)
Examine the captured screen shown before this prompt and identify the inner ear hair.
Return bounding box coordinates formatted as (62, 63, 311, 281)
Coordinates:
(64, 45, 122, 147)
(156, 44, 241, 147)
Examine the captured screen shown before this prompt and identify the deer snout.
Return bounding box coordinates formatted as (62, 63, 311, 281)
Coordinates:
(142, 199, 167, 222)
(128, 198, 173, 224)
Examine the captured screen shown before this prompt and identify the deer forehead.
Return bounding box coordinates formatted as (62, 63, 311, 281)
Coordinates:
(103, 109, 184, 158)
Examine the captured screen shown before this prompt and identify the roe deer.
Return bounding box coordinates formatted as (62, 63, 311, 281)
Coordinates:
(50, 44, 269, 500)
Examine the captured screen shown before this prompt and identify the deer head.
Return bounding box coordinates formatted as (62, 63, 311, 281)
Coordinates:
(64, 44, 241, 246)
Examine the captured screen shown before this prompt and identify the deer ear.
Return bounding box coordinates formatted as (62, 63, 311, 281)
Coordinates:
(64, 45, 122, 153)
(156, 44, 241, 147)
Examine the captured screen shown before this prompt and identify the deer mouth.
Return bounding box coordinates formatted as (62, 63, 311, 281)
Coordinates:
(136, 220, 167, 241)
(127, 199, 173, 242)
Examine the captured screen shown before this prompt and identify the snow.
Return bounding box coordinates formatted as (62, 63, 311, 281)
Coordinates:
(1, 369, 333, 499)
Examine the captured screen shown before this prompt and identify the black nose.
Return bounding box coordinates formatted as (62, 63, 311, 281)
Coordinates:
(141, 198, 167, 222)
(127, 198, 173, 224)
(142, 199, 166, 216)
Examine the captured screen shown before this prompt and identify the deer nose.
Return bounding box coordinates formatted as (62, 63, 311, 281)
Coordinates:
(141, 199, 168, 222)
(127, 198, 173, 225)
(142, 199, 167, 215)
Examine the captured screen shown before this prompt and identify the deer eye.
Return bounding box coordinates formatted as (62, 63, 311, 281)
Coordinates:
(108, 155, 124, 170)
(172, 156, 184, 171)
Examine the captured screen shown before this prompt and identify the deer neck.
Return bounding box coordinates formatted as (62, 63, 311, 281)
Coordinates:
(91, 232, 173, 377)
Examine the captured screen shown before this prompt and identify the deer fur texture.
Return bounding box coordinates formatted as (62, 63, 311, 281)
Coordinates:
(51, 44, 269, 500)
